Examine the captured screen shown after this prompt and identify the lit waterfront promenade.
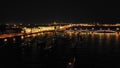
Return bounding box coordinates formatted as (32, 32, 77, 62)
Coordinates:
(0, 23, 120, 39)
(0, 31, 55, 39)
(0, 24, 71, 39)
(0, 33, 24, 39)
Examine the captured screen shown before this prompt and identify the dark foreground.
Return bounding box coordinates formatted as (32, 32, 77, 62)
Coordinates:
(0, 32, 120, 68)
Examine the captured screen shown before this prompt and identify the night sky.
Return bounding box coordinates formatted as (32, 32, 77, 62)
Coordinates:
(0, 0, 120, 24)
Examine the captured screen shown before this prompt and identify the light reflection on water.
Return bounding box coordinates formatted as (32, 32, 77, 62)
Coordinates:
(66, 32, 120, 54)
(66, 32, 120, 67)
(89, 32, 119, 44)
(0, 32, 120, 67)
(86, 32, 120, 54)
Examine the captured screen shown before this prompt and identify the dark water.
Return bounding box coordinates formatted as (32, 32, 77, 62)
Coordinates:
(0, 32, 120, 68)
(75, 32, 120, 68)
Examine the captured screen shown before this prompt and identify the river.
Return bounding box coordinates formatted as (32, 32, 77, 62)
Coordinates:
(0, 32, 120, 68)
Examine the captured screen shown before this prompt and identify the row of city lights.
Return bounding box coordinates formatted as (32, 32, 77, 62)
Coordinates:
(21, 24, 71, 33)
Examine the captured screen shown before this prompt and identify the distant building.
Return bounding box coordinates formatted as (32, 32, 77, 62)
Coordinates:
(0, 24, 22, 34)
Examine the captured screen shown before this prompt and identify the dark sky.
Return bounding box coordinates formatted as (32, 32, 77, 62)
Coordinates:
(0, 0, 120, 24)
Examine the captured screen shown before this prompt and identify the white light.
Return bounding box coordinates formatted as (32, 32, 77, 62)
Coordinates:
(4, 39, 7, 42)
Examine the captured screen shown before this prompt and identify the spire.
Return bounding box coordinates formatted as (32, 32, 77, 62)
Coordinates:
(53, 21, 57, 25)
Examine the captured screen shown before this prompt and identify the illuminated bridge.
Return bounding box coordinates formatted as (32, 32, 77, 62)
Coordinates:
(65, 23, 120, 32)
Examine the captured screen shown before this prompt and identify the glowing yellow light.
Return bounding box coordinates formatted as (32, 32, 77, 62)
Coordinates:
(32, 34, 37, 37)
(116, 32, 119, 41)
(53, 21, 57, 25)
(91, 32, 94, 38)
(38, 33, 40, 35)
(116, 28, 119, 30)
(69, 32, 72, 37)
(106, 33, 110, 40)
(41, 32, 44, 35)
(99, 33, 103, 40)
(21, 36, 24, 39)
(26, 35, 31, 37)
(4, 39, 7, 42)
